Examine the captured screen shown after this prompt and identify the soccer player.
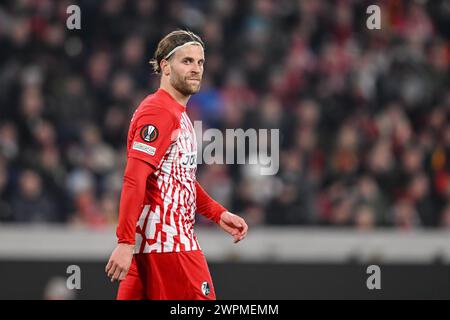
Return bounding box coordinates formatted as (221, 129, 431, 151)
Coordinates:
(105, 30, 248, 300)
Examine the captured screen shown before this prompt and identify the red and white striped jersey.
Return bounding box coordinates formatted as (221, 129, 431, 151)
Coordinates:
(126, 88, 200, 254)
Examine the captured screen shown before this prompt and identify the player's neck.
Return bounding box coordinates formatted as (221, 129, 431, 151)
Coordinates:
(159, 83, 190, 106)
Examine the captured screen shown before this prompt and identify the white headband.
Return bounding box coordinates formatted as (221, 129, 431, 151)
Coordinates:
(164, 41, 203, 60)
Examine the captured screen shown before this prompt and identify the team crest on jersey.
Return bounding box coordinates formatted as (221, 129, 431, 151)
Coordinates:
(201, 281, 210, 296)
(140, 124, 158, 143)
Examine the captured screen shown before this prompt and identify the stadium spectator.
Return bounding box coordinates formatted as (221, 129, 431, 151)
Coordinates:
(11, 169, 58, 223)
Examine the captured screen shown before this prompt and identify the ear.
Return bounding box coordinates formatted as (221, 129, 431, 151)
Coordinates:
(161, 59, 170, 76)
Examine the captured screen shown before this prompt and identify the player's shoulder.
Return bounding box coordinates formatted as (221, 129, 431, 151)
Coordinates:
(137, 93, 164, 110)
(135, 94, 180, 124)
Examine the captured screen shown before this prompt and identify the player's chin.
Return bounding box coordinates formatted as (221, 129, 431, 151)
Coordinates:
(187, 84, 201, 94)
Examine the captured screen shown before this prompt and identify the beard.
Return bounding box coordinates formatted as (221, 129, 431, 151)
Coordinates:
(170, 71, 201, 96)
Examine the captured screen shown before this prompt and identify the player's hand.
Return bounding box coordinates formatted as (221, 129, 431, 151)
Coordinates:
(105, 243, 134, 282)
(218, 211, 248, 243)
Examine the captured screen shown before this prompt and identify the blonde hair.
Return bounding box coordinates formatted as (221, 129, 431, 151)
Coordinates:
(149, 30, 204, 74)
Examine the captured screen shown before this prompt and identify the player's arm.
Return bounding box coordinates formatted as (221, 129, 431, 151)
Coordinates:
(195, 181, 248, 243)
(116, 157, 155, 245)
(106, 105, 178, 282)
(106, 157, 154, 282)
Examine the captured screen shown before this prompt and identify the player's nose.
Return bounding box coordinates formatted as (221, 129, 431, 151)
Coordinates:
(191, 63, 201, 74)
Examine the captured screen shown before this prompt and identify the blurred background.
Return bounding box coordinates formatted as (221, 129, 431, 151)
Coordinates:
(0, 0, 449, 299)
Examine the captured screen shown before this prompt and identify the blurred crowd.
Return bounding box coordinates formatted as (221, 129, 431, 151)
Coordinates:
(0, 0, 449, 230)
